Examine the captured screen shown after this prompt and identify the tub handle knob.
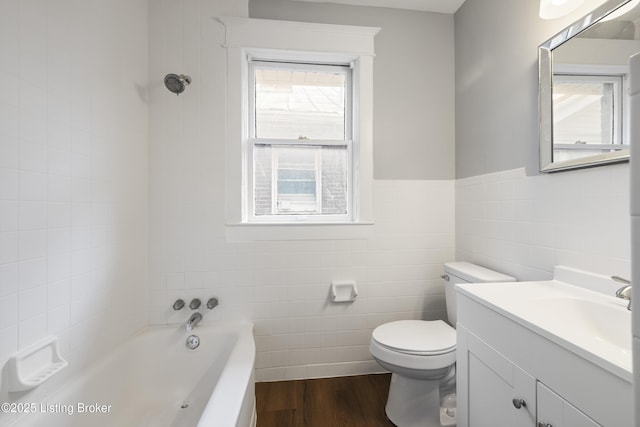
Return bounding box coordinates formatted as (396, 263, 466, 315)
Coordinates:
(189, 298, 201, 310)
(207, 298, 219, 310)
(172, 299, 185, 310)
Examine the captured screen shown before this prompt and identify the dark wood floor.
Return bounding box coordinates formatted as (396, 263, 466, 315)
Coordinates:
(256, 374, 395, 427)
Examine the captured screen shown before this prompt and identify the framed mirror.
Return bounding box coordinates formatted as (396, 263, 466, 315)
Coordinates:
(539, 0, 640, 172)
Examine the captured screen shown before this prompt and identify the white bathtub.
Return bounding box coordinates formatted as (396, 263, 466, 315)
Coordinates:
(12, 322, 256, 427)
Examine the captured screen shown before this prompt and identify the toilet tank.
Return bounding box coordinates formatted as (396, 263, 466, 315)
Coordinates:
(443, 262, 515, 326)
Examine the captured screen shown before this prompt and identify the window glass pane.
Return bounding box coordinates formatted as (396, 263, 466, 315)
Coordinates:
(552, 75, 622, 163)
(552, 80, 614, 145)
(253, 145, 348, 216)
(319, 145, 348, 215)
(254, 66, 347, 140)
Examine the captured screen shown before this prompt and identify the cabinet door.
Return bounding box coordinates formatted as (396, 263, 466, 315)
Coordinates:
(457, 327, 536, 427)
(537, 382, 601, 427)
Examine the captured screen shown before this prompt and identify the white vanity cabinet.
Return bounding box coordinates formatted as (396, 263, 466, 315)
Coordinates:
(457, 327, 536, 427)
(456, 282, 632, 427)
(537, 382, 600, 427)
(458, 325, 604, 427)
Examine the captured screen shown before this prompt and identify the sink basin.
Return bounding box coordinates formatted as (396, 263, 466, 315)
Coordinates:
(456, 267, 633, 381)
(514, 296, 631, 362)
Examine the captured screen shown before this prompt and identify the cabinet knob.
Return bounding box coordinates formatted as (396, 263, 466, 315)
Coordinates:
(512, 398, 526, 409)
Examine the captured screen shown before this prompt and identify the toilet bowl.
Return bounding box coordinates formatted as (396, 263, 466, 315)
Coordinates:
(370, 262, 515, 427)
(370, 320, 456, 427)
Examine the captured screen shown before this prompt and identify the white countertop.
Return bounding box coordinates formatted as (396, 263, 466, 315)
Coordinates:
(456, 275, 632, 382)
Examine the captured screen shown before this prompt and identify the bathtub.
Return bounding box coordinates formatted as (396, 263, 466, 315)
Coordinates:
(11, 322, 256, 427)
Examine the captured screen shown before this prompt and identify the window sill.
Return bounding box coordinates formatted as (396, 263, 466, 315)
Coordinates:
(225, 221, 374, 242)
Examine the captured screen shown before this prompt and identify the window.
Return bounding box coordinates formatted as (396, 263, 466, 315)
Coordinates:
(220, 17, 378, 240)
(552, 73, 625, 162)
(248, 61, 353, 221)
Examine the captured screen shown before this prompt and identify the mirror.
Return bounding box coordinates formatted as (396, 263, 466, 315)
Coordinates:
(539, 0, 640, 172)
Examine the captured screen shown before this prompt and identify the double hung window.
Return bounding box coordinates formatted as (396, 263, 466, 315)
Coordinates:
(220, 16, 378, 238)
(247, 60, 354, 222)
(552, 73, 625, 162)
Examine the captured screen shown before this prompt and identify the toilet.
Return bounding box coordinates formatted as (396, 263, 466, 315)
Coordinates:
(369, 262, 515, 427)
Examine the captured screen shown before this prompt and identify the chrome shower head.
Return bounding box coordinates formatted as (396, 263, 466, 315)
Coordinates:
(164, 73, 192, 95)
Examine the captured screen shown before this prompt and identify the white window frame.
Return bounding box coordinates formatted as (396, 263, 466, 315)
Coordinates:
(247, 59, 354, 222)
(552, 64, 630, 149)
(219, 17, 379, 241)
(552, 73, 624, 148)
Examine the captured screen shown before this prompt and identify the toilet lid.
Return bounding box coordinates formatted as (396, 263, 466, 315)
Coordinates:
(372, 320, 456, 355)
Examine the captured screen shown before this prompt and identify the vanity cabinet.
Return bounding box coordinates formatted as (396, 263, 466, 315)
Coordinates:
(537, 382, 600, 427)
(456, 287, 632, 427)
(459, 328, 535, 427)
(458, 325, 602, 427)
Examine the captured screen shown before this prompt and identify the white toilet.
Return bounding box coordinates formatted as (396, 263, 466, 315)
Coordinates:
(369, 262, 515, 427)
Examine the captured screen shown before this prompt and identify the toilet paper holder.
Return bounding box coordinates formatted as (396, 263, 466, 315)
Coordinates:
(330, 281, 358, 303)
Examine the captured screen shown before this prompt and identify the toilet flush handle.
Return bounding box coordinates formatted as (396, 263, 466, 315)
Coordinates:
(441, 274, 450, 281)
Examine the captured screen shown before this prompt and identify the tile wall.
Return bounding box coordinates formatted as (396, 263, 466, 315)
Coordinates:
(456, 165, 631, 282)
(0, 0, 148, 417)
(149, 178, 455, 381)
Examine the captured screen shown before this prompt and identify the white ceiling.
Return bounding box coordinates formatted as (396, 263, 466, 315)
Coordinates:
(291, 0, 467, 14)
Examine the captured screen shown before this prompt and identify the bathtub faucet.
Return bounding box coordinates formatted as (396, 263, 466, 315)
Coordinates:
(186, 312, 203, 332)
(613, 276, 632, 311)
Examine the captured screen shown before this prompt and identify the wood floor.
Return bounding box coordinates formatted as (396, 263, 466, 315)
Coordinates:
(255, 374, 395, 427)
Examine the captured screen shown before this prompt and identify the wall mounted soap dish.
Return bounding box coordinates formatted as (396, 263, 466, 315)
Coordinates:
(7, 336, 67, 392)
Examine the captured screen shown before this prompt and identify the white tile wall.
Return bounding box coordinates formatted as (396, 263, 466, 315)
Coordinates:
(0, 0, 148, 416)
(456, 165, 631, 282)
(149, 179, 455, 382)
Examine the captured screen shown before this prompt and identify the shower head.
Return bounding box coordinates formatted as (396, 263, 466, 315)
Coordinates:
(164, 73, 192, 95)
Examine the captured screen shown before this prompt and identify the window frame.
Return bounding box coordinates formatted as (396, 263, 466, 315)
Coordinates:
(219, 17, 378, 241)
(246, 59, 355, 223)
(552, 73, 625, 149)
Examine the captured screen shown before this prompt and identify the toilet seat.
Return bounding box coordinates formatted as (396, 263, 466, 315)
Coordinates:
(371, 320, 456, 356)
(369, 262, 515, 427)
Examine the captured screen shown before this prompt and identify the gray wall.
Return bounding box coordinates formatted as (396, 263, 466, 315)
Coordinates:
(454, 0, 606, 178)
(249, 0, 455, 180)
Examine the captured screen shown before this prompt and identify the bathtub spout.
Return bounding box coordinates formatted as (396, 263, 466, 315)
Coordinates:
(186, 312, 202, 332)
